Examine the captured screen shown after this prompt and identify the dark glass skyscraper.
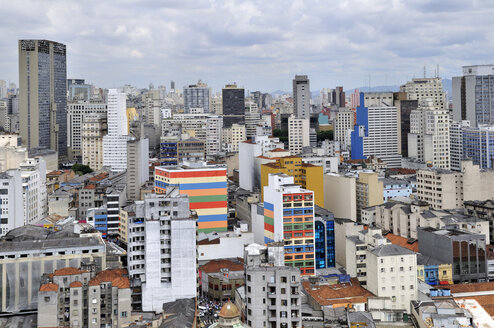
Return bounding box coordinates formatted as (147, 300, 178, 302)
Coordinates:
(222, 83, 244, 127)
(19, 40, 67, 156)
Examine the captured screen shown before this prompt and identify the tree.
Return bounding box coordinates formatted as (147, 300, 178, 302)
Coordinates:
(273, 129, 289, 143)
(72, 163, 93, 176)
(317, 130, 333, 142)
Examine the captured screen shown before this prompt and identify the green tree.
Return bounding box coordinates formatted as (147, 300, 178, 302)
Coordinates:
(273, 129, 289, 143)
(72, 163, 93, 176)
(317, 130, 333, 142)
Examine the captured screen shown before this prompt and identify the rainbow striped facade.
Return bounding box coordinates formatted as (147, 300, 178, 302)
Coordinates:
(264, 174, 315, 276)
(155, 166, 228, 233)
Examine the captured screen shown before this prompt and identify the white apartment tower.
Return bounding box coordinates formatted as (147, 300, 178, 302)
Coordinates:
(245, 102, 261, 138)
(288, 115, 310, 155)
(206, 115, 223, 156)
(223, 124, 246, 152)
(82, 113, 107, 170)
(400, 77, 447, 111)
(127, 191, 196, 313)
(333, 108, 354, 148)
(408, 98, 450, 169)
(293, 75, 311, 119)
(450, 120, 470, 171)
(103, 89, 128, 172)
(20, 157, 47, 224)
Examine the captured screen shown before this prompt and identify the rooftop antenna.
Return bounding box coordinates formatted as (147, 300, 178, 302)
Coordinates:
(423, 65, 426, 78)
(436, 64, 440, 78)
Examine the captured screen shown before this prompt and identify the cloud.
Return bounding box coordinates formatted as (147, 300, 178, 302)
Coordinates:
(0, 0, 493, 92)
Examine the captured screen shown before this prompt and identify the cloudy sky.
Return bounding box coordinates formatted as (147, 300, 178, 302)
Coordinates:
(1, 0, 493, 93)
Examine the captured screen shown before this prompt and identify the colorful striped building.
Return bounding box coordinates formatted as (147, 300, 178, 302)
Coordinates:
(155, 165, 228, 233)
(264, 173, 315, 276)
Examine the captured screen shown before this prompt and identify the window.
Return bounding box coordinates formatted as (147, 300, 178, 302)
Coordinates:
(381, 268, 385, 273)
(410, 285, 414, 290)
(92, 318, 97, 324)
(44, 296, 50, 302)
(121, 311, 128, 318)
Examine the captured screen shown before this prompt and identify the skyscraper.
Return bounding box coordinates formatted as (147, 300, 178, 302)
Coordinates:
(453, 65, 494, 127)
(103, 89, 128, 172)
(18, 40, 67, 156)
(222, 83, 244, 127)
(400, 77, 446, 111)
(183, 80, 211, 113)
(293, 75, 310, 119)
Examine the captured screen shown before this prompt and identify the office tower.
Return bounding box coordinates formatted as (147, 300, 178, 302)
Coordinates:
(0, 224, 106, 312)
(0, 80, 6, 99)
(400, 77, 446, 111)
(67, 100, 107, 160)
(223, 124, 246, 152)
(222, 83, 245, 127)
(334, 86, 345, 107)
(206, 115, 223, 156)
(261, 156, 324, 207)
(244, 243, 302, 328)
(263, 173, 316, 276)
(18, 40, 67, 156)
(6, 94, 19, 133)
(333, 108, 354, 148)
(155, 163, 228, 233)
(170, 80, 175, 91)
(126, 192, 196, 312)
(126, 121, 150, 201)
(453, 65, 494, 127)
(0, 170, 23, 236)
(244, 102, 260, 138)
(314, 207, 335, 269)
(250, 90, 262, 108)
(418, 227, 488, 283)
(393, 92, 418, 157)
(288, 115, 310, 155)
(292, 75, 310, 118)
(143, 90, 162, 128)
(408, 98, 450, 169)
(211, 94, 223, 114)
(67, 78, 91, 101)
(463, 124, 494, 169)
(103, 89, 128, 172)
(450, 121, 469, 171)
(183, 80, 211, 113)
(38, 268, 131, 328)
(351, 93, 401, 168)
(82, 113, 107, 170)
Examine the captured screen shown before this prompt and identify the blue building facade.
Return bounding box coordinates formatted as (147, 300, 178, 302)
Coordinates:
(314, 207, 335, 269)
(351, 93, 367, 160)
(382, 178, 412, 202)
(463, 126, 494, 169)
(160, 140, 178, 166)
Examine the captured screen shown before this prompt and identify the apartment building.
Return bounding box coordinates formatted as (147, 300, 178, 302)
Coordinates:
(127, 191, 196, 312)
(333, 108, 354, 148)
(38, 268, 131, 328)
(223, 123, 246, 152)
(416, 160, 494, 210)
(323, 173, 357, 220)
(366, 244, 418, 313)
(288, 115, 310, 155)
(0, 170, 23, 236)
(400, 77, 447, 111)
(244, 243, 302, 328)
(82, 113, 107, 170)
(450, 120, 469, 171)
(463, 124, 494, 169)
(356, 171, 383, 221)
(103, 89, 128, 172)
(263, 173, 315, 276)
(245, 102, 261, 138)
(206, 115, 223, 156)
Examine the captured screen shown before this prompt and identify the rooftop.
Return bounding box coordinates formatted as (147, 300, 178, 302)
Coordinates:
(39, 283, 59, 292)
(384, 232, 419, 252)
(369, 244, 416, 257)
(88, 268, 130, 289)
(199, 259, 244, 273)
(302, 278, 374, 306)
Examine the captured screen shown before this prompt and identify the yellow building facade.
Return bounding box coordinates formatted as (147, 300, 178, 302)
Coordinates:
(126, 107, 138, 133)
(261, 156, 324, 207)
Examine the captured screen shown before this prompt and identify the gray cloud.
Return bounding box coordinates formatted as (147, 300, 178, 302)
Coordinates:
(1, 0, 493, 92)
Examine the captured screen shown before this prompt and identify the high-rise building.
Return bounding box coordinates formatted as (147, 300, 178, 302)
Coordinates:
(103, 89, 128, 172)
(463, 124, 494, 169)
(19, 40, 67, 156)
(450, 120, 469, 171)
(351, 93, 401, 168)
(20, 157, 47, 224)
(126, 121, 150, 201)
(400, 77, 446, 111)
(244, 243, 302, 328)
(143, 90, 162, 128)
(394, 92, 418, 157)
(263, 173, 316, 276)
(183, 80, 211, 113)
(222, 83, 245, 127)
(244, 102, 260, 138)
(155, 163, 228, 233)
(206, 115, 223, 156)
(288, 115, 310, 155)
(314, 207, 335, 269)
(453, 65, 494, 127)
(82, 113, 107, 170)
(126, 191, 196, 312)
(292, 75, 310, 119)
(323, 173, 357, 221)
(67, 78, 91, 101)
(333, 108, 354, 148)
(356, 171, 383, 221)
(408, 98, 450, 169)
(67, 100, 107, 160)
(223, 124, 246, 152)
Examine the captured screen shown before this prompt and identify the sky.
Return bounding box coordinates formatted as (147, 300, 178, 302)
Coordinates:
(1, 0, 494, 93)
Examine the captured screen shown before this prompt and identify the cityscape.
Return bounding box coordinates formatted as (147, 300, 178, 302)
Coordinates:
(2, 1, 494, 328)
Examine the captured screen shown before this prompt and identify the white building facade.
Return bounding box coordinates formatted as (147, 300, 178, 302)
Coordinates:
(103, 89, 128, 172)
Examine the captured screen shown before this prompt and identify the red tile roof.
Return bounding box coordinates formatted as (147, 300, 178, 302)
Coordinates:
(53, 267, 88, 276)
(40, 283, 59, 292)
(270, 148, 287, 152)
(302, 278, 374, 307)
(199, 259, 244, 273)
(69, 281, 83, 288)
(84, 184, 96, 190)
(385, 233, 419, 252)
(88, 269, 130, 289)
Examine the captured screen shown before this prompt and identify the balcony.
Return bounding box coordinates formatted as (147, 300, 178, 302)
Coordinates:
(268, 292, 277, 298)
(268, 304, 277, 310)
(268, 315, 277, 322)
